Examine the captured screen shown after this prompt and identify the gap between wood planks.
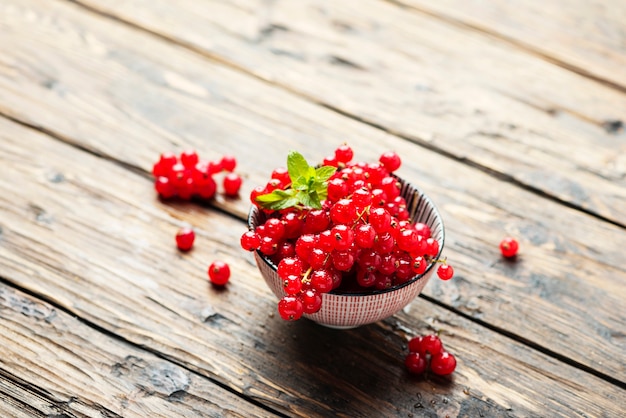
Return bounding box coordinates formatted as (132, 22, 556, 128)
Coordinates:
(2, 111, 625, 392)
(0, 367, 124, 418)
(62, 0, 625, 230)
(382, 0, 626, 95)
(0, 274, 289, 418)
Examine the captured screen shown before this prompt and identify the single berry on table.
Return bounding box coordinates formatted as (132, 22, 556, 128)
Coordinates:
(175, 227, 195, 251)
(220, 155, 237, 172)
(208, 261, 231, 286)
(405, 352, 427, 375)
(180, 149, 199, 168)
(500, 236, 519, 258)
(420, 334, 443, 356)
(430, 351, 457, 375)
(223, 172, 243, 196)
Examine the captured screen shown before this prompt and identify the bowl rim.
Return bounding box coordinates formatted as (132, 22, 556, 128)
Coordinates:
(247, 179, 445, 297)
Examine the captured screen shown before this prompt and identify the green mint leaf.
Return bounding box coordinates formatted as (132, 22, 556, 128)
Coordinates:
(297, 190, 322, 209)
(256, 189, 301, 210)
(315, 165, 336, 182)
(258, 151, 335, 211)
(287, 151, 311, 184)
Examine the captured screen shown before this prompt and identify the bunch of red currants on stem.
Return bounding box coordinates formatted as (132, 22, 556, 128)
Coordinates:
(240, 145, 454, 321)
(152, 149, 243, 200)
(405, 334, 456, 376)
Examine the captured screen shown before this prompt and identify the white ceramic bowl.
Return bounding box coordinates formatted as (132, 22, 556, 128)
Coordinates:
(248, 177, 445, 329)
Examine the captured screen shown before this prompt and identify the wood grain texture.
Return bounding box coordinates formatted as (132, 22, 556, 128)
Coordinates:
(62, 0, 626, 225)
(0, 289, 275, 418)
(394, 0, 626, 90)
(0, 0, 624, 382)
(0, 118, 624, 417)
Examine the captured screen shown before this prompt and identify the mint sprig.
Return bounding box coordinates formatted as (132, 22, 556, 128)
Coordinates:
(256, 151, 336, 210)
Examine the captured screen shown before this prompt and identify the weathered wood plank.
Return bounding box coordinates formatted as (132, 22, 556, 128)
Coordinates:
(0, 286, 276, 417)
(1, 118, 625, 417)
(394, 0, 626, 90)
(0, 0, 625, 381)
(61, 0, 626, 225)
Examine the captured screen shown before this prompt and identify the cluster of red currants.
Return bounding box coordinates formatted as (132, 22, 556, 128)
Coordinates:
(240, 145, 454, 321)
(152, 150, 242, 200)
(405, 334, 456, 376)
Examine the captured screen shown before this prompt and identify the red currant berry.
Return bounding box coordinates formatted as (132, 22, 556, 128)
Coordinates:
(207, 159, 223, 174)
(425, 237, 440, 257)
(310, 269, 334, 293)
(331, 224, 354, 251)
(327, 178, 348, 202)
(152, 152, 177, 177)
(500, 237, 519, 258)
(295, 234, 317, 262)
(408, 336, 423, 353)
(278, 295, 304, 321)
(330, 199, 357, 225)
(220, 155, 237, 172)
(276, 241, 296, 259)
(414, 222, 431, 239)
(405, 352, 427, 375)
(240, 231, 260, 251)
(304, 209, 330, 234)
(334, 144, 354, 163)
(283, 275, 303, 295)
(155, 176, 177, 199)
(355, 224, 376, 248)
(282, 212, 304, 239)
(317, 229, 337, 252)
(259, 236, 279, 255)
(277, 257, 304, 279)
(437, 264, 454, 281)
(356, 268, 377, 287)
(430, 351, 457, 376)
(175, 227, 195, 251)
(196, 176, 217, 199)
(322, 154, 339, 167)
(379, 151, 402, 172)
(411, 256, 428, 275)
(369, 207, 392, 233)
(223, 172, 242, 196)
(420, 334, 443, 356)
(264, 218, 286, 240)
(331, 250, 355, 272)
(180, 149, 199, 168)
(270, 167, 290, 187)
(208, 261, 230, 286)
(301, 289, 322, 314)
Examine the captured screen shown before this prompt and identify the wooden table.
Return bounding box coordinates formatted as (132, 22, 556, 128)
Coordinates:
(1, 0, 625, 416)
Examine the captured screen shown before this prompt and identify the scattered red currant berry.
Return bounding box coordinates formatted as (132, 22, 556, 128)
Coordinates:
(405, 352, 427, 375)
(223, 173, 243, 196)
(437, 264, 454, 281)
(430, 351, 457, 376)
(180, 149, 199, 168)
(500, 236, 519, 258)
(420, 334, 443, 356)
(155, 176, 177, 199)
(220, 155, 237, 172)
(175, 227, 195, 251)
(208, 261, 231, 286)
